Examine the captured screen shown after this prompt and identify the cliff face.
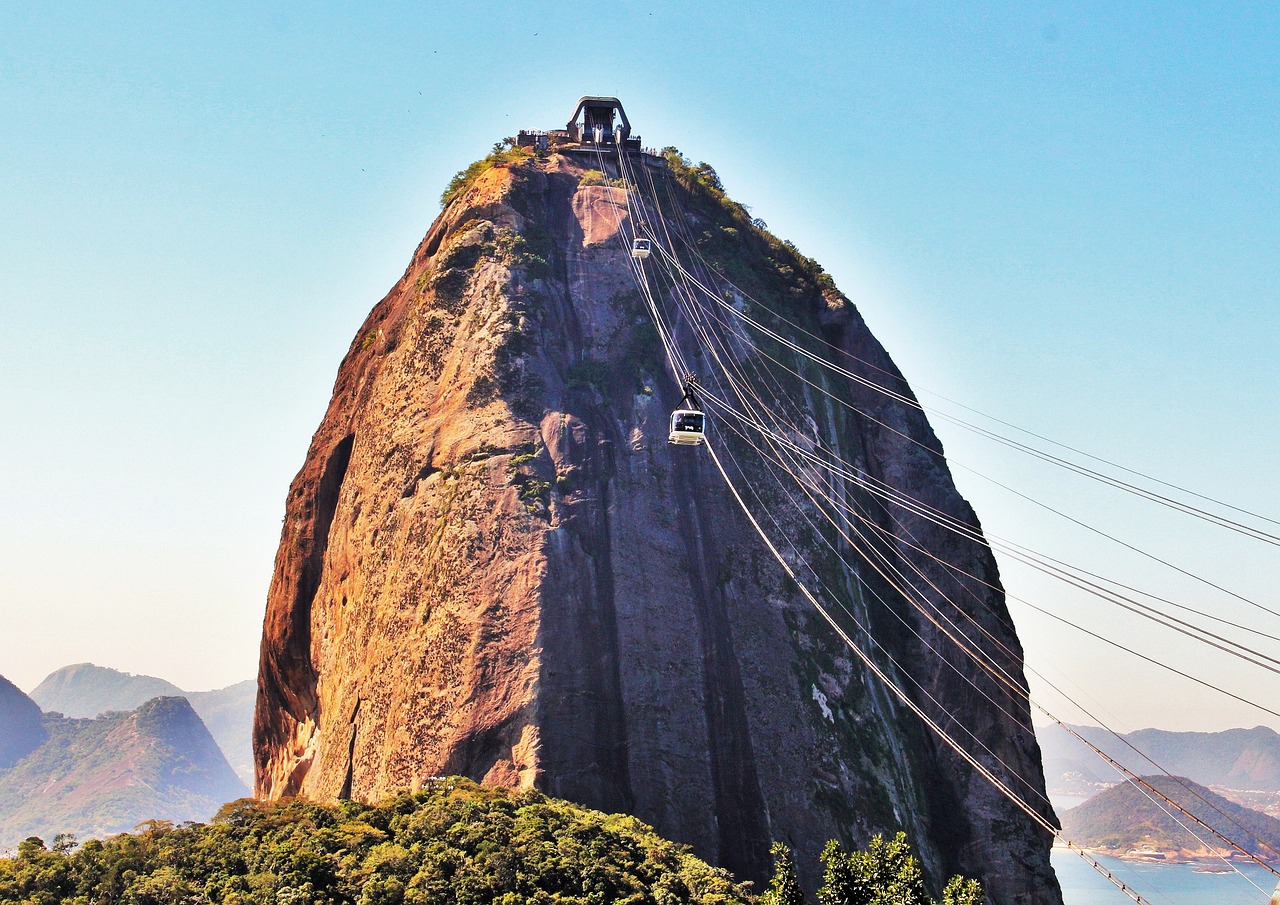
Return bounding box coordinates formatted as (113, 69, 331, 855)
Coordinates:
(254, 149, 1061, 903)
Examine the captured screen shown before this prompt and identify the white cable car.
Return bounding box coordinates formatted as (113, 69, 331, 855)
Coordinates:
(668, 409, 706, 445)
(593, 124, 605, 144)
(668, 379, 706, 446)
(631, 238, 651, 259)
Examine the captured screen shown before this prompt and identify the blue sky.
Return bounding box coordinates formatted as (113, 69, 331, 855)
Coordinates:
(1, 2, 1276, 733)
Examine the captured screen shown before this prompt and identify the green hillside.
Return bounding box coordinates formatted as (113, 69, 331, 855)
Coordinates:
(1061, 775, 1280, 861)
(0, 780, 984, 905)
(28, 664, 255, 785)
(0, 697, 248, 850)
(0, 780, 753, 904)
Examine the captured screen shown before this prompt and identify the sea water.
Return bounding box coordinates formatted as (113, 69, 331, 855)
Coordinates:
(1052, 849, 1278, 904)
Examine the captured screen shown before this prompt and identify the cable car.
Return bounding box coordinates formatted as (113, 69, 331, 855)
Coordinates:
(631, 238, 651, 259)
(593, 124, 605, 144)
(668, 379, 706, 446)
(668, 409, 705, 445)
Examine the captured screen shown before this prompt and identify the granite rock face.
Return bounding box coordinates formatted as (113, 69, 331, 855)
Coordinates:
(254, 150, 1061, 903)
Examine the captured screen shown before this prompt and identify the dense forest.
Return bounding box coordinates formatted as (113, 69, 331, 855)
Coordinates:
(0, 779, 981, 905)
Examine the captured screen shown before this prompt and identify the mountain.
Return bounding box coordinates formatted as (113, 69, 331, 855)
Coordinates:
(29, 664, 255, 785)
(1038, 723, 1280, 799)
(185, 680, 256, 786)
(0, 696, 249, 850)
(30, 663, 184, 717)
(1060, 775, 1280, 862)
(0, 676, 45, 769)
(253, 123, 1059, 903)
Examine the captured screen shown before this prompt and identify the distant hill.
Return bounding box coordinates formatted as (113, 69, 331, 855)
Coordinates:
(1038, 723, 1280, 798)
(184, 680, 255, 786)
(0, 696, 249, 850)
(0, 677, 45, 769)
(30, 663, 183, 717)
(29, 664, 254, 786)
(1060, 775, 1280, 862)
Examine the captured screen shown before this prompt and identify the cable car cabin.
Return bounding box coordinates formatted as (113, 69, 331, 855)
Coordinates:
(631, 238, 651, 259)
(668, 409, 706, 445)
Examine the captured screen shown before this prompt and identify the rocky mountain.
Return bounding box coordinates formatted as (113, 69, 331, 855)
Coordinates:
(1039, 723, 1280, 800)
(254, 137, 1059, 903)
(30, 664, 254, 785)
(0, 696, 248, 850)
(1060, 775, 1280, 862)
(0, 676, 45, 769)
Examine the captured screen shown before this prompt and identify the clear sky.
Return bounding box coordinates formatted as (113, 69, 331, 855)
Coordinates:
(1, 2, 1276, 735)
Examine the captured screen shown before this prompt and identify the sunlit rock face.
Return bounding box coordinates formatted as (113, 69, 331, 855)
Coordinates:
(253, 149, 1061, 903)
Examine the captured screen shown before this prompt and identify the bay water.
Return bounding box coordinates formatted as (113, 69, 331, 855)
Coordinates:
(1052, 849, 1277, 904)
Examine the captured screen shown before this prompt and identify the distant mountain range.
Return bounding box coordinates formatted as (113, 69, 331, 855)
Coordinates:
(1038, 723, 1280, 801)
(1061, 775, 1280, 862)
(0, 679, 248, 851)
(29, 663, 254, 785)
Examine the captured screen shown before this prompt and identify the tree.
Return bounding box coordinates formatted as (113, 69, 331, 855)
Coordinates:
(761, 842, 806, 905)
(815, 832, 981, 905)
(942, 876, 984, 905)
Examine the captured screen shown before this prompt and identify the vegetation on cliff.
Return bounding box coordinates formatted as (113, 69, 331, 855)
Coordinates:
(0, 779, 984, 905)
(439, 141, 533, 207)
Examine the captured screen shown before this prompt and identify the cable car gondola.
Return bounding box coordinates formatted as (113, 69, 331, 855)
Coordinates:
(668, 379, 706, 446)
(631, 238, 651, 259)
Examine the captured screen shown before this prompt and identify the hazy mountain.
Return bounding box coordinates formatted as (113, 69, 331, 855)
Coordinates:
(0, 696, 248, 850)
(30, 663, 184, 717)
(185, 680, 255, 786)
(1038, 723, 1280, 799)
(1061, 775, 1280, 861)
(0, 676, 45, 768)
(29, 664, 254, 785)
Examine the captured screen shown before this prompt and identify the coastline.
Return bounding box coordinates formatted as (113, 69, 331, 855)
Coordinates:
(1052, 840, 1260, 866)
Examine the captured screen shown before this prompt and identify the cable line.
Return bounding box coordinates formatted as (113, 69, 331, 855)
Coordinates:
(651, 198, 1280, 541)
(598, 145, 1278, 899)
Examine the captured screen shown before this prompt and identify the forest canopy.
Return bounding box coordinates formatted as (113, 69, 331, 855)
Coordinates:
(0, 778, 981, 905)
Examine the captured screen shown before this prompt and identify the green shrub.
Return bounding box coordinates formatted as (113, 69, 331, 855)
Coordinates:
(566, 358, 610, 390)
